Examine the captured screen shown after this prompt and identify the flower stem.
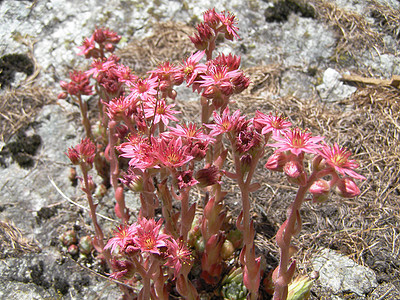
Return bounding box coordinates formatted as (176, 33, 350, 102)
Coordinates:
(273, 172, 317, 299)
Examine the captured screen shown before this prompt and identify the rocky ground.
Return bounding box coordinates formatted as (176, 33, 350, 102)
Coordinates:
(0, 0, 399, 299)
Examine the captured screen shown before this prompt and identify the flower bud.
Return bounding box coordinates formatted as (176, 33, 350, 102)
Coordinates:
(57, 92, 68, 99)
(120, 173, 143, 192)
(79, 235, 94, 255)
(105, 43, 115, 53)
(312, 155, 325, 171)
(240, 154, 252, 175)
(265, 152, 287, 172)
(67, 244, 79, 256)
(284, 160, 303, 178)
(335, 177, 361, 198)
(60, 229, 77, 247)
(226, 228, 243, 249)
(68, 167, 77, 185)
(195, 165, 220, 187)
(309, 179, 330, 203)
(94, 183, 107, 199)
(66, 148, 80, 165)
(221, 239, 235, 260)
(87, 177, 96, 194)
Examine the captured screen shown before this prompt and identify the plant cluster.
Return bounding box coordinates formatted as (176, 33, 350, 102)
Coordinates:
(60, 8, 365, 300)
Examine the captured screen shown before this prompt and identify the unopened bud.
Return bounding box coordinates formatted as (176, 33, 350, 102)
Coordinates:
(105, 43, 115, 52)
(67, 244, 79, 256)
(87, 177, 96, 194)
(221, 239, 235, 260)
(60, 229, 77, 247)
(68, 167, 77, 184)
(309, 179, 330, 203)
(79, 235, 94, 255)
(58, 92, 68, 99)
(94, 183, 107, 199)
(265, 152, 287, 172)
(226, 228, 243, 249)
(312, 155, 325, 171)
(335, 177, 361, 198)
(240, 154, 252, 175)
(284, 160, 303, 178)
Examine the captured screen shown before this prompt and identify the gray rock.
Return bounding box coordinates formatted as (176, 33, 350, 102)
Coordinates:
(317, 68, 357, 102)
(312, 248, 378, 297)
(280, 69, 316, 99)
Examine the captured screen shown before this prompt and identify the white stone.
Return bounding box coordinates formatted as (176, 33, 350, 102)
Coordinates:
(313, 248, 378, 297)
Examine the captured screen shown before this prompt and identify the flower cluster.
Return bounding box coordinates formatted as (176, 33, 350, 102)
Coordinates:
(104, 217, 193, 281)
(61, 10, 366, 300)
(66, 137, 96, 167)
(78, 26, 121, 59)
(58, 70, 93, 99)
(190, 8, 239, 51)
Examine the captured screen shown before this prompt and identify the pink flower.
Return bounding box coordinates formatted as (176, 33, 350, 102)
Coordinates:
(66, 138, 96, 166)
(133, 218, 169, 255)
(144, 99, 180, 126)
(268, 127, 324, 156)
(165, 238, 193, 279)
(213, 53, 241, 71)
(176, 170, 199, 190)
(127, 76, 158, 103)
(77, 36, 98, 58)
(148, 62, 184, 89)
(218, 11, 240, 40)
(202, 8, 220, 29)
(182, 51, 207, 86)
(253, 111, 292, 136)
(60, 70, 93, 97)
(103, 96, 132, 121)
(166, 122, 214, 142)
(335, 177, 361, 198)
(104, 225, 136, 254)
(199, 64, 240, 94)
(117, 135, 159, 170)
(205, 107, 246, 136)
(318, 143, 366, 180)
(85, 57, 117, 79)
(155, 137, 194, 169)
(112, 64, 138, 86)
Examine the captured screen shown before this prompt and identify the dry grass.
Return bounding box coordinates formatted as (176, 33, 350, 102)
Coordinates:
(116, 21, 196, 76)
(368, 0, 400, 45)
(0, 220, 41, 258)
(310, 0, 386, 61)
(0, 84, 55, 143)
